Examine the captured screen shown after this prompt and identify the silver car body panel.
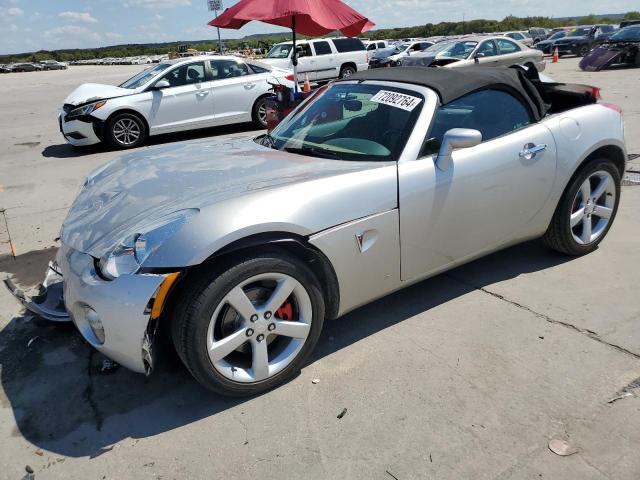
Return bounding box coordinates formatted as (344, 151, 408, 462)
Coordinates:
(309, 209, 401, 316)
(57, 243, 166, 373)
(12, 78, 625, 374)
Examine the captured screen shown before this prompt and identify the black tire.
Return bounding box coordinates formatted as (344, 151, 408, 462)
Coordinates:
(251, 96, 268, 129)
(106, 112, 147, 149)
(339, 64, 356, 79)
(542, 158, 621, 256)
(578, 45, 590, 57)
(171, 251, 325, 396)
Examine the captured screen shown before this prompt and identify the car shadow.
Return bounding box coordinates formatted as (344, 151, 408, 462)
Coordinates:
(41, 123, 262, 159)
(0, 240, 572, 458)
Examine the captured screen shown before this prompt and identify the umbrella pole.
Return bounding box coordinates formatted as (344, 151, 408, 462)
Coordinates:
(292, 16, 298, 93)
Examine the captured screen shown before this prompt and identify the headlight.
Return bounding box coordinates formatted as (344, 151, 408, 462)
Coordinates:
(67, 100, 107, 120)
(98, 208, 198, 279)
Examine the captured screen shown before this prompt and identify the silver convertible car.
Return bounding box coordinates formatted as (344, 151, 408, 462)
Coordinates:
(8, 67, 626, 396)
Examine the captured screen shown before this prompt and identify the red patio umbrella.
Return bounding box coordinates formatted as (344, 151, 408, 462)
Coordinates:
(209, 0, 374, 89)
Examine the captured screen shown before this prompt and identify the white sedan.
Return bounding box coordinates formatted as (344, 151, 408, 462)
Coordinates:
(58, 55, 294, 149)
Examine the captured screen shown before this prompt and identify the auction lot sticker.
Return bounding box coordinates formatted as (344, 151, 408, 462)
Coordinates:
(371, 90, 422, 111)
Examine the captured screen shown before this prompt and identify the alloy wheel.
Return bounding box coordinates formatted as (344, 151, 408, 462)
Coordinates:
(206, 273, 312, 383)
(112, 118, 141, 146)
(570, 170, 616, 245)
(257, 100, 268, 126)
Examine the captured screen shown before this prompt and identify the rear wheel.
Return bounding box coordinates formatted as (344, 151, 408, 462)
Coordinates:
(172, 252, 325, 396)
(542, 158, 620, 255)
(106, 112, 147, 149)
(251, 96, 268, 129)
(339, 65, 356, 79)
(578, 45, 590, 57)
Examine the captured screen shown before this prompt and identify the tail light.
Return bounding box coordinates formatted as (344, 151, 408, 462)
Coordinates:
(600, 102, 623, 113)
(285, 73, 295, 81)
(590, 86, 602, 100)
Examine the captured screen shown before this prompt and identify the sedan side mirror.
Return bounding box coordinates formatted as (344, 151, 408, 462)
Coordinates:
(474, 52, 485, 62)
(154, 79, 170, 90)
(436, 128, 482, 171)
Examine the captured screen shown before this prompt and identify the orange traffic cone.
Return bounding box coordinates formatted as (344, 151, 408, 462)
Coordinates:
(552, 47, 559, 63)
(303, 72, 311, 93)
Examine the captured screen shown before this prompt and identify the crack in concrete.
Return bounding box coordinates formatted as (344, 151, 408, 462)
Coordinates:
(608, 376, 640, 403)
(83, 349, 103, 431)
(445, 273, 640, 361)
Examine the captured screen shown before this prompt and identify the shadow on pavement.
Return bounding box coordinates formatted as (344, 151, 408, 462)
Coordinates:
(0, 240, 572, 458)
(41, 122, 260, 159)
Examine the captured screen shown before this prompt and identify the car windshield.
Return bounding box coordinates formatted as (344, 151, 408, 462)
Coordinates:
(267, 83, 424, 162)
(424, 40, 478, 59)
(568, 27, 591, 37)
(120, 63, 170, 89)
(266, 44, 293, 59)
(610, 27, 640, 41)
(373, 47, 399, 58)
(548, 31, 567, 40)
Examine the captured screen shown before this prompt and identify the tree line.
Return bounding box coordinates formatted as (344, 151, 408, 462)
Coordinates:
(1, 12, 639, 64)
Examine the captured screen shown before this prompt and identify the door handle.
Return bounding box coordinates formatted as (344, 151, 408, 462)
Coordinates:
(196, 90, 209, 97)
(244, 83, 256, 90)
(519, 143, 547, 160)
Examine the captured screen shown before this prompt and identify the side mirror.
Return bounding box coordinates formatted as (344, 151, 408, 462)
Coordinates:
(435, 128, 482, 171)
(153, 79, 170, 90)
(474, 52, 485, 62)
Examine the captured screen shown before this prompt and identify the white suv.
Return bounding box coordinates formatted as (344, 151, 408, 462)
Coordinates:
(261, 37, 368, 81)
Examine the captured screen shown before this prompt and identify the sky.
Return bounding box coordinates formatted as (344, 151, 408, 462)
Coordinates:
(0, 0, 638, 55)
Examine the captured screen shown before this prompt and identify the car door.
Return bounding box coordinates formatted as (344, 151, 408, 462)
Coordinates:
(209, 59, 258, 123)
(495, 38, 523, 66)
(294, 43, 315, 81)
(474, 40, 499, 65)
(147, 60, 213, 132)
(398, 89, 557, 281)
(310, 40, 336, 81)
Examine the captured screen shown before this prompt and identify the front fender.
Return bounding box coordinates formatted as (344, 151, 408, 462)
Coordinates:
(144, 164, 399, 268)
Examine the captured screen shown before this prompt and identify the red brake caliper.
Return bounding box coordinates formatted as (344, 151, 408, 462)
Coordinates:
(276, 300, 293, 321)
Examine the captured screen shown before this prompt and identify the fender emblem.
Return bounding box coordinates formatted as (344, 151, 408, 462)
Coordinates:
(355, 230, 378, 253)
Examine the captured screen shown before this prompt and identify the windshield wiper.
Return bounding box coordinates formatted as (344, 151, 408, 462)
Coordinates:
(284, 145, 340, 159)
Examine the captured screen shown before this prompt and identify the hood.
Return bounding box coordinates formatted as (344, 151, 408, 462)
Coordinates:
(61, 136, 386, 257)
(63, 83, 133, 106)
(555, 36, 588, 44)
(259, 58, 291, 70)
(401, 54, 435, 67)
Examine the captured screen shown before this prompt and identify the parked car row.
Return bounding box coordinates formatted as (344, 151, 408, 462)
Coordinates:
(0, 60, 67, 73)
(70, 55, 168, 66)
(535, 24, 620, 57)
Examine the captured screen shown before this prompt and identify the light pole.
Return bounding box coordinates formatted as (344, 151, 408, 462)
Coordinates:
(207, 0, 224, 54)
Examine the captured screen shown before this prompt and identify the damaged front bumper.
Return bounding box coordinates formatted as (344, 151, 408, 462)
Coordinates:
(3, 261, 70, 321)
(4, 244, 176, 375)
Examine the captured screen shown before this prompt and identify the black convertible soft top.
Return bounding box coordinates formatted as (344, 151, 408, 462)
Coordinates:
(345, 66, 550, 121)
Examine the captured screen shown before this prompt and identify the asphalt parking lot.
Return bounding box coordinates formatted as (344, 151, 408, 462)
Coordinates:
(0, 59, 639, 479)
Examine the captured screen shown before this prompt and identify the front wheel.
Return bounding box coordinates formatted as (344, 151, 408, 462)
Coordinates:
(251, 96, 268, 129)
(106, 112, 147, 149)
(172, 252, 325, 396)
(577, 45, 590, 57)
(339, 65, 356, 79)
(542, 158, 620, 255)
